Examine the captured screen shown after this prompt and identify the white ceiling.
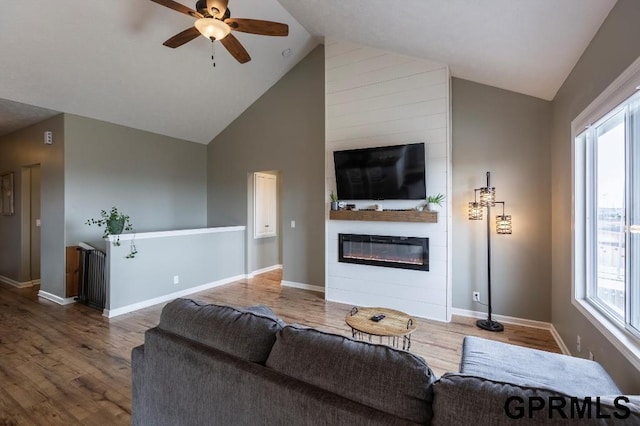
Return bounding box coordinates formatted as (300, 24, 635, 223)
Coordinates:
(0, 0, 317, 143)
(0, 0, 617, 144)
(0, 98, 60, 137)
(278, 0, 617, 101)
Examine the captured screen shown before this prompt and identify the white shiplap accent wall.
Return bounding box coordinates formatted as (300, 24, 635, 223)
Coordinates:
(325, 40, 452, 322)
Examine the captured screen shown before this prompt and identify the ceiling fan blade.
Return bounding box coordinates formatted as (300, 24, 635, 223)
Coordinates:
(220, 33, 251, 63)
(163, 27, 201, 48)
(224, 18, 288, 36)
(149, 0, 202, 18)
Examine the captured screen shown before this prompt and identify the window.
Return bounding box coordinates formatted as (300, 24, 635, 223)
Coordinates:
(578, 97, 639, 329)
(573, 57, 640, 363)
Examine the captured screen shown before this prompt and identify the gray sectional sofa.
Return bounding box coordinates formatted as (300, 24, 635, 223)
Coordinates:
(132, 298, 639, 425)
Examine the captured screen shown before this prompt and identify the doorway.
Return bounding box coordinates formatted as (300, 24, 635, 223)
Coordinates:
(247, 171, 282, 277)
(20, 164, 41, 284)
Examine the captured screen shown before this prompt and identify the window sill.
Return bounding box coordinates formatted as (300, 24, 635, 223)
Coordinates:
(572, 298, 640, 371)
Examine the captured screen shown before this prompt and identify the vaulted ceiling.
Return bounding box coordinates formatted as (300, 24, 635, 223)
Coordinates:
(0, 0, 618, 143)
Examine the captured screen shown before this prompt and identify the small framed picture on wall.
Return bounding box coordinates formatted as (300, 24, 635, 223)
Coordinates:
(1, 172, 15, 215)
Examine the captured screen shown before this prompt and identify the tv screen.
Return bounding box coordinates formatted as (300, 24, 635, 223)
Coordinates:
(333, 143, 426, 200)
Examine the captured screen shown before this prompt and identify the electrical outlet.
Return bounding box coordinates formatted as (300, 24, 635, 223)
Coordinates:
(472, 291, 480, 302)
(576, 335, 581, 353)
(173, 275, 180, 285)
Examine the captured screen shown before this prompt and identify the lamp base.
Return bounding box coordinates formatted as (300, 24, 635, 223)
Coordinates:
(476, 319, 504, 332)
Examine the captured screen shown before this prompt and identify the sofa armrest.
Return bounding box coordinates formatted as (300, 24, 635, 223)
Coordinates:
(432, 373, 639, 425)
(460, 336, 620, 396)
(131, 344, 146, 426)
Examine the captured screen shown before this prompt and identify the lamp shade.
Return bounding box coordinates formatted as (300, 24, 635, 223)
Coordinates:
(468, 202, 483, 220)
(479, 186, 496, 206)
(195, 18, 231, 40)
(496, 215, 512, 234)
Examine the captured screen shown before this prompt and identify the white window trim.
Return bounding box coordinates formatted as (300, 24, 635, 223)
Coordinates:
(571, 55, 640, 371)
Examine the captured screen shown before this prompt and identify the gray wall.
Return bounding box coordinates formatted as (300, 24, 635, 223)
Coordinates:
(1, 113, 207, 299)
(0, 115, 66, 297)
(107, 228, 245, 312)
(207, 45, 325, 286)
(64, 114, 207, 250)
(452, 78, 552, 320)
(550, 0, 640, 393)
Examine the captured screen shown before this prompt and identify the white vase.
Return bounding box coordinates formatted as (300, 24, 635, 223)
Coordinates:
(427, 203, 440, 212)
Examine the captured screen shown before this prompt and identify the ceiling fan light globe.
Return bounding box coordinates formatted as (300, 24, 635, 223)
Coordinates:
(195, 18, 230, 40)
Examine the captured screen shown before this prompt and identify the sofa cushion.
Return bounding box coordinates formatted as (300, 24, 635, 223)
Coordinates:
(158, 298, 284, 363)
(265, 325, 436, 424)
(136, 327, 421, 426)
(432, 373, 640, 425)
(460, 336, 620, 396)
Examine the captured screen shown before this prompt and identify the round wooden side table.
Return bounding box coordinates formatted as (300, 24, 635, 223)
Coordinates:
(345, 306, 417, 350)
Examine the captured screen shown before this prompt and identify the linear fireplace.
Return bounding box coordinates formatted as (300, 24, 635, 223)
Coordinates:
(338, 233, 429, 271)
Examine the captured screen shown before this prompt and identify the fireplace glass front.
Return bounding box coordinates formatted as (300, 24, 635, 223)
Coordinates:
(338, 233, 429, 271)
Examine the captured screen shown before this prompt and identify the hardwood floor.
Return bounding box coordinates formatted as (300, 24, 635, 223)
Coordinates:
(0, 270, 560, 425)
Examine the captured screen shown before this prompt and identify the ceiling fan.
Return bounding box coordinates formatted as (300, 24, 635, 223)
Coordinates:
(150, 0, 289, 64)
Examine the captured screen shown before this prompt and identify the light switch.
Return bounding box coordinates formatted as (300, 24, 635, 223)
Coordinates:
(291, 220, 296, 228)
(35, 219, 41, 227)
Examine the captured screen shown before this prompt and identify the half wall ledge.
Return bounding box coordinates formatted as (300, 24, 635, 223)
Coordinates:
(106, 225, 246, 243)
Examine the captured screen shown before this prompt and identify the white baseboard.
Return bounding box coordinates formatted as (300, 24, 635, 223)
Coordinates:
(0, 275, 37, 288)
(247, 264, 282, 278)
(549, 324, 571, 355)
(452, 307, 551, 329)
(281, 280, 325, 293)
(37, 290, 76, 305)
(452, 308, 570, 355)
(103, 274, 246, 318)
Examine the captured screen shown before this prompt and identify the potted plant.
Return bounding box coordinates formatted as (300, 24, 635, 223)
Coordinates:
(426, 193, 445, 212)
(330, 191, 339, 211)
(86, 207, 138, 258)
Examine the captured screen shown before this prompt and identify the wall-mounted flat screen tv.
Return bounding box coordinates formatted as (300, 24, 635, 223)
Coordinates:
(333, 143, 426, 200)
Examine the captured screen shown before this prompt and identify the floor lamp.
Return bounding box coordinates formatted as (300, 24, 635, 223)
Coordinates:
(468, 172, 512, 332)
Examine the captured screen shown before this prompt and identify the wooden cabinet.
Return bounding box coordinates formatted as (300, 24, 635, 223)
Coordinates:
(254, 172, 277, 238)
(65, 246, 80, 297)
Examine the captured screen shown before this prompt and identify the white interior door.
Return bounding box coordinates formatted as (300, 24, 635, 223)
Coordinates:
(254, 172, 277, 239)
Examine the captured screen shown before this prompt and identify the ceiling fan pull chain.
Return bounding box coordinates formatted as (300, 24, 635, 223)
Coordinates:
(211, 39, 216, 67)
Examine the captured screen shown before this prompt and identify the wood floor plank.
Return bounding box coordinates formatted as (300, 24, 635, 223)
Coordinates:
(0, 270, 560, 424)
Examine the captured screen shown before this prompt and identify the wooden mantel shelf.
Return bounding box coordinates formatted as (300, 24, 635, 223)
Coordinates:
(329, 209, 437, 223)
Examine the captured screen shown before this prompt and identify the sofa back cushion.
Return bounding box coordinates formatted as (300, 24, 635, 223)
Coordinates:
(158, 298, 284, 364)
(135, 327, 421, 426)
(265, 325, 436, 424)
